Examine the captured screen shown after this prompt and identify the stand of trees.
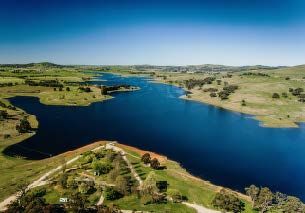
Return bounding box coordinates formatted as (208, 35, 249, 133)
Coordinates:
(78, 86, 92, 93)
(245, 185, 305, 212)
(218, 85, 239, 100)
(141, 153, 161, 170)
(16, 117, 31, 133)
(241, 72, 270, 77)
(25, 79, 63, 87)
(101, 85, 135, 95)
(289, 87, 305, 102)
(184, 77, 216, 90)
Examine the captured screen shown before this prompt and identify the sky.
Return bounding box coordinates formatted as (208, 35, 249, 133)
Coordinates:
(1, 0, 305, 66)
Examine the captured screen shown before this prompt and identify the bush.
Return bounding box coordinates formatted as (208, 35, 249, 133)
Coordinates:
(212, 189, 245, 213)
(92, 160, 113, 175)
(16, 117, 31, 133)
(241, 99, 246, 106)
(58, 173, 68, 188)
(150, 158, 160, 169)
(78, 182, 94, 194)
(115, 176, 129, 195)
(156, 181, 168, 193)
(282, 92, 288, 98)
(141, 153, 151, 164)
(104, 187, 123, 200)
(0, 110, 8, 120)
(272, 93, 280, 99)
(210, 92, 217, 98)
(218, 91, 229, 100)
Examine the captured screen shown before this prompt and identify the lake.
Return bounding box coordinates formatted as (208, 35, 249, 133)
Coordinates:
(4, 73, 305, 200)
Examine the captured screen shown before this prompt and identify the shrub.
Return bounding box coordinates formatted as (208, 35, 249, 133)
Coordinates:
(104, 187, 123, 201)
(272, 93, 280, 99)
(141, 153, 151, 164)
(218, 91, 229, 100)
(16, 117, 31, 133)
(210, 92, 217, 98)
(241, 99, 246, 106)
(282, 92, 288, 98)
(150, 158, 160, 169)
(0, 110, 8, 120)
(92, 159, 113, 175)
(212, 189, 245, 213)
(78, 182, 94, 194)
(156, 181, 168, 193)
(58, 173, 68, 188)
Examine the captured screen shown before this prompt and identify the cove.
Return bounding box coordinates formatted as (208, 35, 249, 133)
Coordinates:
(4, 73, 305, 201)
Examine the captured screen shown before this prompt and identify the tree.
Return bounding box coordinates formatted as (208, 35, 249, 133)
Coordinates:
(78, 182, 94, 194)
(101, 86, 108, 95)
(58, 173, 68, 188)
(66, 87, 70, 91)
(272, 93, 280, 99)
(241, 99, 246, 106)
(212, 189, 245, 213)
(256, 187, 274, 212)
(104, 187, 123, 200)
(281, 196, 305, 213)
(282, 92, 288, 98)
(245, 185, 260, 208)
(107, 167, 120, 182)
(218, 91, 229, 100)
(115, 176, 129, 195)
(16, 117, 31, 133)
(210, 92, 217, 98)
(150, 158, 160, 170)
(0, 110, 8, 120)
(156, 181, 168, 193)
(67, 176, 78, 189)
(141, 171, 158, 195)
(92, 160, 113, 175)
(141, 153, 151, 164)
(67, 192, 88, 212)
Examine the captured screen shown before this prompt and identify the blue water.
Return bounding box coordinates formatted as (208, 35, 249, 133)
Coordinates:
(4, 73, 305, 200)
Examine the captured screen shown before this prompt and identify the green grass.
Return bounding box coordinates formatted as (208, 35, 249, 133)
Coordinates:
(146, 67, 305, 128)
(123, 147, 256, 213)
(105, 195, 196, 213)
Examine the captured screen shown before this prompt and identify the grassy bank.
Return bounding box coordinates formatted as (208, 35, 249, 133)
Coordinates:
(149, 67, 305, 128)
(114, 144, 255, 213)
(14, 142, 253, 212)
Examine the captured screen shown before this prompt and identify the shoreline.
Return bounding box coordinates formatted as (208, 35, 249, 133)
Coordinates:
(151, 77, 303, 128)
(0, 140, 253, 212)
(116, 142, 252, 203)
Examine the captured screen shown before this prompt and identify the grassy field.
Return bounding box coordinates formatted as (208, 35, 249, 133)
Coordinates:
(112, 144, 255, 213)
(18, 142, 254, 212)
(146, 67, 305, 128)
(0, 130, 106, 202)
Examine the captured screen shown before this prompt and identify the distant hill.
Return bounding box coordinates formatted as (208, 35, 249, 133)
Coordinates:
(0, 62, 297, 73)
(130, 64, 288, 72)
(0, 62, 69, 69)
